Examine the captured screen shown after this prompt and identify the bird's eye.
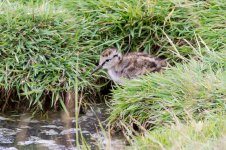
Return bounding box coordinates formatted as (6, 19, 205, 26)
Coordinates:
(105, 59, 110, 62)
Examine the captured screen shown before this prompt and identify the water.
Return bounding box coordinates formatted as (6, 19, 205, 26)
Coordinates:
(0, 105, 125, 150)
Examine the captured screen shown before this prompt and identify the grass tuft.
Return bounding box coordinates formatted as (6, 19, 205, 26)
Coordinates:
(0, 1, 98, 111)
(108, 45, 226, 129)
(128, 116, 226, 150)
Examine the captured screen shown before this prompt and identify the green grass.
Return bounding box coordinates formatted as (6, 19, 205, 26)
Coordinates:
(1, 0, 226, 149)
(108, 46, 226, 127)
(61, 0, 197, 60)
(107, 39, 226, 149)
(61, 0, 225, 58)
(0, 1, 99, 111)
(1, 0, 225, 111)
(127, 116, 226, 150)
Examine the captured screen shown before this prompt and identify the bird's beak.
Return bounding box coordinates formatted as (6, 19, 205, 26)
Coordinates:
(91, 65, 102, 75)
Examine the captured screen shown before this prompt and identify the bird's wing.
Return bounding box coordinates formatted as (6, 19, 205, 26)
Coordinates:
(120, 54, 165, 78)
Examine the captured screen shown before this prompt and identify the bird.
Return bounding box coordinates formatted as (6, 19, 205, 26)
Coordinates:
(91, 48, 167, 84)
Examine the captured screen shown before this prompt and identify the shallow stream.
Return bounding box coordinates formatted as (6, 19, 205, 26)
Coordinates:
(0, 105, 125, 150)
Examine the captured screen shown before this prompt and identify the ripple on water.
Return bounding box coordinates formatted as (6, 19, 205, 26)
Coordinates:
(18, 136, 76, 150)
(0, 104, 126, 149)
(60, 128, 79, 135)
(41, 129, 59, 136)
(0, 146, 18, 150)
(0, 135, 14, 144)
(0, 128, 18, 136)
(41, 125, 64, 129)
(0, 116, 12, 121)
(0, 128, 19, 144)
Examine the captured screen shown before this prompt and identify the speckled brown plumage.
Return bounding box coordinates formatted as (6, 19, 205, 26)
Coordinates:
(92, 48, 167, 83)
(114, 52, 166, 79)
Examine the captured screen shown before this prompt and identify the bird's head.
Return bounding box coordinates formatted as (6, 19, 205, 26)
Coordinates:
(91, 48, 122, 74)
